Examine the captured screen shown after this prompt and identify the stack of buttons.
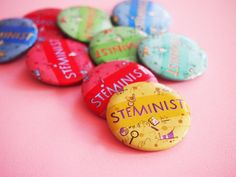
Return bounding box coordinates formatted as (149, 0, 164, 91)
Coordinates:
(0, 0, 208, 151)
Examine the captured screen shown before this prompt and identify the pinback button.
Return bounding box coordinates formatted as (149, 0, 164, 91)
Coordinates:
(138, 33, 208, 81)
(106, 82, 191, 151)
(0, 18, 38, 63)
(112, 0, 171, 34)
(81, 60, 157, 118)
(58, 6, 113, 42)
(26, 38, 94, 86)
(89, 27, 146, 65)
(24, 8, 64, 42)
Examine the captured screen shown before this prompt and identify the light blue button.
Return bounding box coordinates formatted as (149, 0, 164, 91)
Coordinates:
(112, 0, 171, 34)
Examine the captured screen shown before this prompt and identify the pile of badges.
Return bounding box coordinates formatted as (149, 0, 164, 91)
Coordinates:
(0, 0, 208, 151)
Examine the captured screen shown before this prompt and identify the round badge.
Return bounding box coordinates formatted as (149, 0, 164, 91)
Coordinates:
(0, 18, 38, 63)
(106, 82, 191, 151)
(112, 0, 171, 34)
(24, 8, 64, 42)
(82, 60, 157, 118)
(138, 33, 208, 81)
(89, 27, 146, 65)
(57, 6, 112, 42)
(26, 38, 94, 86)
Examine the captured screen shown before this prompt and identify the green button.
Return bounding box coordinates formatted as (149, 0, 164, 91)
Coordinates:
(58, 6, 112, 42)
(89, 27, 147, 65)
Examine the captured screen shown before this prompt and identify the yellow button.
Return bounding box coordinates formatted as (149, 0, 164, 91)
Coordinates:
(106, 82, 191, 151)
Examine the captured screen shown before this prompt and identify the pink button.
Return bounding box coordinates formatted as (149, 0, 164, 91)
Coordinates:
(82, 60, 158, 118)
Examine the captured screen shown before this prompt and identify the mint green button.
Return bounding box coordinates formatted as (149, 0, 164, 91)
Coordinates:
(138, 33, 208, 81)
(89, 27, 147, 65)
(58, 6, 112, 42)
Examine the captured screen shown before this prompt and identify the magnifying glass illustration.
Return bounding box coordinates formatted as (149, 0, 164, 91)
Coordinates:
(128, 101, 134, 106)
(129, 130, 139, 144)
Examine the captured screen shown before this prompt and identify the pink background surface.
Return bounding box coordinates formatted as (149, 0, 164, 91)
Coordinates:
(0, 0, 236, 177)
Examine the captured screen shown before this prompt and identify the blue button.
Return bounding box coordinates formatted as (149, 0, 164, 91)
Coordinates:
(0, 18, 38, 63)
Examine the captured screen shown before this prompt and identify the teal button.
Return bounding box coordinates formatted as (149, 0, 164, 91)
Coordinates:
(138, 33, 208, 81)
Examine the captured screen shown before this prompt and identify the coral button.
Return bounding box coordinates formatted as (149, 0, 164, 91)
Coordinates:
(26, 38, 94, 86)
(24, 8, 64, 42)
(106, 82, 191, 151)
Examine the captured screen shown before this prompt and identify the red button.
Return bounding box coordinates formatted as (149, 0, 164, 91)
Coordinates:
(24, 8, 65, 42)
(26, 38, 94, 86)
(82, 60, 158, 118)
